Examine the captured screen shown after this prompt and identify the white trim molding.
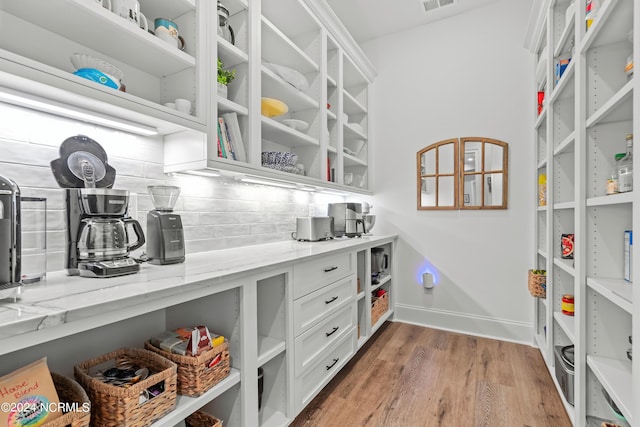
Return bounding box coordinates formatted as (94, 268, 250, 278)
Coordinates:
(395, 303, 534, 345)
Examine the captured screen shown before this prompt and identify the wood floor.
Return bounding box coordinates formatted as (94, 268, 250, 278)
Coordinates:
(291, 322, 571, 427)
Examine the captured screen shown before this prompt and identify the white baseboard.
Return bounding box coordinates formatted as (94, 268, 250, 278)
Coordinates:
(394, 303, 533, 346)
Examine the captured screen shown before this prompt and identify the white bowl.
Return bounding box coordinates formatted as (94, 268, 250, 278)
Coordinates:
(70, 53, 124, 81)
(282, 119, 309, 131)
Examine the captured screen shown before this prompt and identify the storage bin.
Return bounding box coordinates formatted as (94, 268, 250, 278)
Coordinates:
(371, 291, 389, 326)
(144, 339, 230, 397)
(74, 348, 177, 427)
(185, 411, 222, 427)
(44, 373, 91, 427)
(527, 270, 546, 298)
(553, 345, 574, 406)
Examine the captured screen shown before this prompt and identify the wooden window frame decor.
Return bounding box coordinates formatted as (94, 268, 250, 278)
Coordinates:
(416, 138, 459, 210)
(417, 137, 508, 210)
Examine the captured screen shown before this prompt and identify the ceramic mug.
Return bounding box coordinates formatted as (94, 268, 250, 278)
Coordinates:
(174, 98, 192, 114)
(111, 0, 148, 32)
(154, 18, 182, 48)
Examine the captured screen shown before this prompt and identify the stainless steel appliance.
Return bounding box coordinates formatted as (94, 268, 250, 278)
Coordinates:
(328, 203, 366, 237)
(371, 247, 389, 284)
(146, 185, 185, 265)
(51, 135, 145, 277)
(291, 217, 334, 241)
(0, 175, 21, 293)
(554, 345, 574, 406)
(65, 188, 144, 277)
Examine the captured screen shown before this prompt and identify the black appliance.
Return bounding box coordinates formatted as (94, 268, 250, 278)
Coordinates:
(146, 185, 185, 265)
(52, 135, 145, 277)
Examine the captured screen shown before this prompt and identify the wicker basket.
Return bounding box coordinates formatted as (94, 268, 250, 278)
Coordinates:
(144, 339, 230, 397)
(528, 270, 547, 298)
(74, 348, 177, 427)
(43, 373, 91, 427)
(185, 411, 223, 427)
(371, 291, 389, 326)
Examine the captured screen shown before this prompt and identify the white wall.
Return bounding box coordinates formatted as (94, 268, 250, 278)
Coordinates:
(362, 0, 536, 343)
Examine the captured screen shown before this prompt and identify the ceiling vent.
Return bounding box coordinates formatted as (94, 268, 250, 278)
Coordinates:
(422, 0, 457, 13)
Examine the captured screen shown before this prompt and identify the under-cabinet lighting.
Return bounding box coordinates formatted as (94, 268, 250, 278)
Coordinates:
(239, 177, 297, 189)
(297, 185, 317, 192)
(184, 170, 221, 177)
(0, 89, 158, 136)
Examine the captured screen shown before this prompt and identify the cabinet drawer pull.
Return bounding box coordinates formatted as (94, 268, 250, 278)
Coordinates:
(325, 326, 339, 337)
(325, 296, 338, 304)
(326, 358, 339, 370)
(324, 266, 338, 272)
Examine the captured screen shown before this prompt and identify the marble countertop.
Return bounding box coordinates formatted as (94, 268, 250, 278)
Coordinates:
(0, 235, 396, 348)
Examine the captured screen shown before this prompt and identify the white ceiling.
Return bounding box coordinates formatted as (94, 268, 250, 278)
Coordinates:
(325, 0, 504, 43)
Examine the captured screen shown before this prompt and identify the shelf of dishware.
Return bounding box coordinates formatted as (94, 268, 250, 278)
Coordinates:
(554, 312, 575, 344)
(261, 17, 319, 75)
(343, 153, 367, 167)
(261, 116, 319, 148)
(587, 356, 634, 425)
(149, 368, 241, 427)
(586, 277, 633, 314)
(344, 122, 367, 140)
(0, 0, 196, 78)
(261, 65, 318, 111)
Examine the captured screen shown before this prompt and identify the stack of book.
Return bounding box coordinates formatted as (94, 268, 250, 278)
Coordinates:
(217, 112, 246, 162)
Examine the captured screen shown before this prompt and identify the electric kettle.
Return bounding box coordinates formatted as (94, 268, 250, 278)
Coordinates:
(218, 1, 235, 45)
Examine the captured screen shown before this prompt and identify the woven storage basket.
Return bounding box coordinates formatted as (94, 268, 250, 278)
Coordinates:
(528, 270, 547, 298)
(74, 348, 177, 427)
(371, 291, 389, 326)
(144, 339, 230, 397)
(185, 411, 223, 427)
(43, 373, 91, 427)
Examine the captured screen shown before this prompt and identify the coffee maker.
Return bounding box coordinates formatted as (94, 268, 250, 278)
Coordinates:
(0, 175, 21, 293)
(328, 203, 366, 237)
(146, 185, 185, 265)
(51, 135, 145, 278)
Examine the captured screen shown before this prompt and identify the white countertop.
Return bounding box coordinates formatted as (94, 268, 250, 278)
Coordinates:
(0, 235, 395, 350)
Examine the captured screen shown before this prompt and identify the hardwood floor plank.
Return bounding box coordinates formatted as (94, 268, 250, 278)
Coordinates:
(291, 322, 572, 427)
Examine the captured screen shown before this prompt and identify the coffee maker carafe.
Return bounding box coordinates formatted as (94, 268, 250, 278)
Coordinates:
(146, 185, 185, 265)
(0, 175, 21, 292)
(51, 135, 145, 278)
(66, 188, 144, 277)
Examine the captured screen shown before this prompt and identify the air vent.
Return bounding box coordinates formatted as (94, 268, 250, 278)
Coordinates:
(422, 0, 457, 12)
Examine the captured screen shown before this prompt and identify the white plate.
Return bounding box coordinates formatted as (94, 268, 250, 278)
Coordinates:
(70, 53, 124, 80)
(282, 119, 309, 131)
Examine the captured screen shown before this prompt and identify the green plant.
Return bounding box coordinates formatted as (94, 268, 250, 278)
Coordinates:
(217, 58, 236, 86)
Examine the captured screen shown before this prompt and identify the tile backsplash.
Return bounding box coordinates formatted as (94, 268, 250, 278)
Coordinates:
(0, 103, 344, 273)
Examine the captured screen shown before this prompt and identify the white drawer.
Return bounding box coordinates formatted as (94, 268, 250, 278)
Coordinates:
(295, 303, 355, 374)
(295, 329, 356, 411)
(293, 251, 354, 299)
(293, 275, 355, 336)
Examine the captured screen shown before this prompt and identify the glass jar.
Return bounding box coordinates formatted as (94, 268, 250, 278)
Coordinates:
(606, 168, 618, 195)
(617, 134, 633, 193)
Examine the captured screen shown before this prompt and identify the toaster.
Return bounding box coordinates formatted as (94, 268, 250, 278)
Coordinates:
(292, 217, 335, 241)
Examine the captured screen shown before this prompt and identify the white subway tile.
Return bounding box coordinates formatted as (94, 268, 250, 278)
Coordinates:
(214, 224, 251, 237)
